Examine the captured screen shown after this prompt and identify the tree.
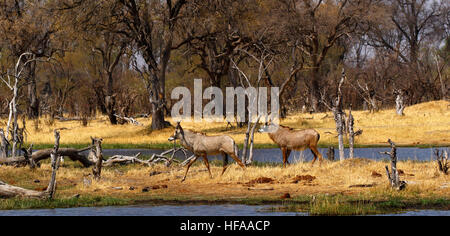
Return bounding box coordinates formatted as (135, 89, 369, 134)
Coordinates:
(0, 1, 59, 119)
(116, 0, 188, 130)
(277, 0, 375, 112)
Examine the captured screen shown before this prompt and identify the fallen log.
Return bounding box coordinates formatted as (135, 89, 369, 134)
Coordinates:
(0, 147, 94, 167)
(114, 114, 143, 126)
(103, 153, 147, 166)
(0, 130, 61, 199)
(0, 180, 49, 199)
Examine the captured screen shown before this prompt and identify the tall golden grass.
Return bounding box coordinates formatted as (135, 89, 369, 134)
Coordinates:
(1, 100, 448, 147)
(0, 158, 448, 201)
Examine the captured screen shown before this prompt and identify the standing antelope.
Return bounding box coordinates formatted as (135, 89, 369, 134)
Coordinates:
(168, 122, 245, 182)
(258, 122, 323, 167)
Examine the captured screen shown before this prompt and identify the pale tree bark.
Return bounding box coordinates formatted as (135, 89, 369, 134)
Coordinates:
(0, 130, 61, 199)
(0, 53, 39, 157)
(320, 70, 347, 161)
(0, 129, 9, 158)
(347, 106, 355, 159)
(394, 89, 405, 116)
(381, 139, 406, 191)
(333, 70, 346, 161)
(91, 138, 103, 179)
(434, 53, 447, 101)
(47, 130, 61, 199)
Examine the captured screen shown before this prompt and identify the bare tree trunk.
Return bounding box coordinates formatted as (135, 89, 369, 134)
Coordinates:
(105, 72, 117, 125)
(22, 144, 36, 169)
(335, 110, 345, 161)
(0, 129, 63, 199)
(47, 130, 61, 199)
(241, 119, 251, 164)
(246, 116, 262, 165)
(27, 61, 39, 119)
(333, 69, 346, 161)
(382, 139, 406, 190)
(434, 54, 447, 101)
(394, 89, 405, 116)
(327, 146, 335, 161)
(0, 128, 8, 158)
(434, 149, 449, 175)
(347, 106, 355, 159)
(91, 138, 103, 179)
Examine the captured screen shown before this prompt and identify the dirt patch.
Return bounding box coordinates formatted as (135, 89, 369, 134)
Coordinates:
(371, 171, 382, 177)
(398, 169, 415, 176)
(291, 175, 316, 183)
(151, 184, 168, 190)
(247, 177, 274, 184)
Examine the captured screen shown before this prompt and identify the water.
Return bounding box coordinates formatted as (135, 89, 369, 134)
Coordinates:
(0, 204, 302, 216)
(0, 204, 448, 216)
(94, 147, 449, 163)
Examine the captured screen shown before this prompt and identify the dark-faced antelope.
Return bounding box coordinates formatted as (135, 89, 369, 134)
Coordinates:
(258, 122, 323, 167)
(168, 122, 245, 182)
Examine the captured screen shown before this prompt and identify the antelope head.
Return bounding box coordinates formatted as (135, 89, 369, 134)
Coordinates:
(168, 122, 184, 141)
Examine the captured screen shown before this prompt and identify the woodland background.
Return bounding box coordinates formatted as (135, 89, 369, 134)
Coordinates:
(0, 0, 448, 130)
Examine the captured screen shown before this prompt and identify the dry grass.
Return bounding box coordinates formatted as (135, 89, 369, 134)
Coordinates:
(1, 158, 448, 202)
(1, 100, 447, 148)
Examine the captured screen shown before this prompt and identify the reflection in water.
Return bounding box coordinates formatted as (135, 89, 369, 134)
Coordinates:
(0, 204, 448, 216)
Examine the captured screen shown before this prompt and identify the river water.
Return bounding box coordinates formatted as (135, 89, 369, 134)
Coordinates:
(0, 204, 448, 216)
(96, 147, 449, 163)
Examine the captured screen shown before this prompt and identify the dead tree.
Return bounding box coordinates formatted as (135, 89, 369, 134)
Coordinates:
(231, 49, 273, 165)
(21, 144, 36, 169)
(327, 146, 335, 161)
(244, 115, 262, 165)
(350, 79, 378, 113)
(0, 130, 60, 199)
(347, 106, 355, 159)
(0, 53, 51, 157)
(91, 138, 103, 179)
(47, 130, 61, 199)
(434, 149, 449, 175)
(0, 147, 94, 167)
(322, 69, 346, 161)
(0, 128, 9, 158)
(381, 139, 406, 190)
(394, 89, 406, 116)
(113, 114, 143, 126)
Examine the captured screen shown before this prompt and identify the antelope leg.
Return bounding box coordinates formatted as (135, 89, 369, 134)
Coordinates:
(202, 154, 213, 179)
(181, 156, 199, 182)
(281, 147, 288, 168)
(221, 153, 229, 176)
(229, 153, 246, 170)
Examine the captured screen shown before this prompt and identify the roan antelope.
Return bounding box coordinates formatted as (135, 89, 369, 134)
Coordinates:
(258, 122, 323, 167)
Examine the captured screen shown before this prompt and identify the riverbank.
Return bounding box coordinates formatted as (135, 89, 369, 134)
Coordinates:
(1, 158, 448, 215)
(1, 100, 448, 148)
